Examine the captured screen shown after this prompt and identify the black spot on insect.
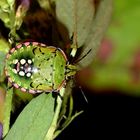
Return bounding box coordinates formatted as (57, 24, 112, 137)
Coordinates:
(36, 83, 42, 88)
(52, 83, 54, 88)
(32, 47, 37, 55)
(18, 86, 22, 90)
(60, 74, 63, 76)
(46, 58, 50, 61)
(50, 64, 53, 67)
(38, 63, 41, 67)
(61, 65, 63, 67)
(54, 53, 57, 57)
(38, 72, 41, 76)
(29, 42, 33, 46)
(36, 67, 40, 71)
(50, 73, 52, 76)
(30, 82, 34, 88)
(11, 81, 15, 86)
(39, 48, 41, 52)
(45, 78, 49, 82)
(21, 43, 25, 47)
(26, 89, 29, 93)
(8, 51, 13, 55)
(39, 48, 45, 55)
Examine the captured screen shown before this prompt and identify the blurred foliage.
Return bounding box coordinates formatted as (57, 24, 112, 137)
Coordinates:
(55, 0, 95, 48)
(0, 0, 15, 28)
(78, 0, 140, 95)
(0, 39, 9, 81)
(76, 0, 112, 68)
(0, 87, 6, 123)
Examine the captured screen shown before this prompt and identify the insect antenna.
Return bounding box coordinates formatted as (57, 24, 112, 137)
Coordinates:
(78, 86, 88, 104)
(74, 48, 92, 63)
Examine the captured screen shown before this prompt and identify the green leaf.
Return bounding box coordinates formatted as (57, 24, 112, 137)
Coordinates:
(0, 51, 6, 81)
(0, 51, 6, 79)
(0, 0, 14, 9)
(0, 86, 6, 124)
(4, 93, 55, 140)
(6, 0, 15, 8)
(0, 0, 15, 28)
(0, 39, 9, 53)
(76, 0, 113, 69)
(0, 9, 10, 27)
(37, 0, 51, 11)
(0, 1, 9, 9)
(55, 0, 95, 47)
(0, 39, 9, 80)
(3, 87, 13, 137)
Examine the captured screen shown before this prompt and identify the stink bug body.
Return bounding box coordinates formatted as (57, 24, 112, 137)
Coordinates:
(5, 42, 77, 94)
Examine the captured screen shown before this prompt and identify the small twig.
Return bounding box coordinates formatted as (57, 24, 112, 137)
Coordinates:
(44, 88, 65, 140)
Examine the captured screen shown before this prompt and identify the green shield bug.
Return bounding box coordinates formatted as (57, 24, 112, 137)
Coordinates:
(5, 42, 77, 94)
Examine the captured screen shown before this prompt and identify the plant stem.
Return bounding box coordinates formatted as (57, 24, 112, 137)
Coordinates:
(44, 87, 65, 140)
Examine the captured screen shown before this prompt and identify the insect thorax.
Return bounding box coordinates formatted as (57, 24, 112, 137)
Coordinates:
(65, 64, 77, 78)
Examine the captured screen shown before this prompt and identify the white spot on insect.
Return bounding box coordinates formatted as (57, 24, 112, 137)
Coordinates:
(20, 59, 26, 65)
(20, 66, 24, 69)
(32, 67, 38, 73)
(13, 59, 18, 64)
(27, 59, 32, 64)
(26, 72, 32, 77)
(27, 67, 32, 72)
(19, 71, 25, 76)
(12, 69, 18, 74)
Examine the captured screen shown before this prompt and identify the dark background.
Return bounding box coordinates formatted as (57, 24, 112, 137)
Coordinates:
(56, 88, 140, 139)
